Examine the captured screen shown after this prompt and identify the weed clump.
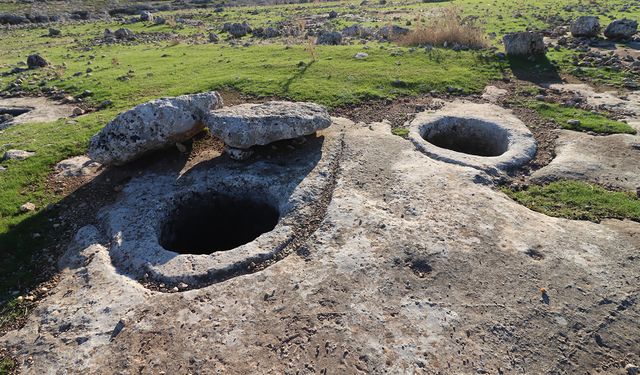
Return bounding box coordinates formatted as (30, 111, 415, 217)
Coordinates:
(398, 7, 488, 49)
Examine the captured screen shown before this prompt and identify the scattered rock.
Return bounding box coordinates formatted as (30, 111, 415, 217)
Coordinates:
(97, 100, 113, 110)
(88, 91, 223, 165)
(208, 32, 219, 43)
(225, 146, 254, 160)
(3, 149, 35, 161)
(503, 32, 545, 56)
(20, 202, 36, 212)
(604, 19, 638, 41)
(0, 13, 30, 25)
(342, 24, 372, 38)
(48, 28, 61, 37)
(481, 86, 508, 103)
(571, 16, 600, 38)
(328, 10, 338, 19)
(55, 156, 101, 177)
(139, 11, 154, 22)
(626, 364, 639, 375)
(566, 119, 581, 126)
(253, 27, 280, 39)
(27, 54, 48, 69)
(114, 28, 135, 40)
(223, 22, 251, 38)
(376, 25, 410, 40)
(72, 107, 84, 116)
(205, 101, 332, 149)
(316, 31, 342, 45)
(354, 52, 369, 59)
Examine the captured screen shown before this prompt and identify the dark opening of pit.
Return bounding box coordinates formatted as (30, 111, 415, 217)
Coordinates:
(160, 194, 279, 255)
(422, 117, 509, 157)
(0, 107, 32, 117)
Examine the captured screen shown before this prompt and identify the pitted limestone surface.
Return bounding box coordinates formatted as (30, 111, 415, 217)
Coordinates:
(0, 97, 76, 129)
(2, 118, 639, 374)
(95, 119, 345, 286)
(409, 101, 537, 176)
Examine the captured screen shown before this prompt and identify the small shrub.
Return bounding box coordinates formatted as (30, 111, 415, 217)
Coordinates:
(165, 16, 177, 28)
(305, 37, 317, 61)
(398, 7, 488, 49)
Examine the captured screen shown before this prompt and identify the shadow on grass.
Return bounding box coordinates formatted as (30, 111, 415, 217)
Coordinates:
(0, 142, 195, 312)
(508, 55, 562, 84)
(282, 60, 316, 96)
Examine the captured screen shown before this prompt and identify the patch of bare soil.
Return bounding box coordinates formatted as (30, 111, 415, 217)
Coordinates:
(332, 94, 452, 128)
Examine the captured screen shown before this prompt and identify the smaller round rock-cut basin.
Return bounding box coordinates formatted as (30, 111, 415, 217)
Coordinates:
(409, 101, 537, 175)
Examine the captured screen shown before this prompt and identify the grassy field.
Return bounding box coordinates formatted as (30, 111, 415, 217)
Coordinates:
(528, 101, 637, 134)
(504, 181, 640, 222)
(0, 0, 639, 335)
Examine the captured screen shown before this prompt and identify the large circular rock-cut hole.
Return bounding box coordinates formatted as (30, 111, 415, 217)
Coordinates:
(160, 194, 280, 255)
(421, 117, 509, 157)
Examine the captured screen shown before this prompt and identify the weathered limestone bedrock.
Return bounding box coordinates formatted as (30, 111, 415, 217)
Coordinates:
(409, 101, 537, 177)
(531, 130, 640, 191)
(88, 91, 223, 166)
(3, 121, 639, 374)
(204, 101, 332, 149)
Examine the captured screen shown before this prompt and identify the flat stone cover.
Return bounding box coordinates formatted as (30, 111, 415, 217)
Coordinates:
(205, 101, 332, 149)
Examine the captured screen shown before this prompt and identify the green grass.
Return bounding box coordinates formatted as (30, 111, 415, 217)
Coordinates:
(504, 181, 640, 222)
(391, 127, 409, 137)
(0, 357, 15, 375)
(528, 102, 636, 135)
(0, 112, 114, 301)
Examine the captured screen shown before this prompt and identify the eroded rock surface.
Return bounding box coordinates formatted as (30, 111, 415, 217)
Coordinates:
(0, 97, 76, 128)
(205, 101, 331, 149)
(3, 119, 639, 374)
(88, 91, 223, 166)
(531, 130, 640, 190)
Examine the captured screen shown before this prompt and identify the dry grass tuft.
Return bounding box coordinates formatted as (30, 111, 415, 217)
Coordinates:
(398, 7, 488, 49)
